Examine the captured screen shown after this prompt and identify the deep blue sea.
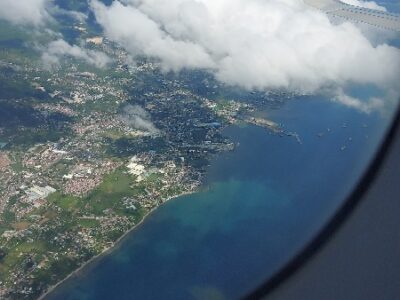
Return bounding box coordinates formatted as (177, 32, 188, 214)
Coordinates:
(45, 94, 392, 300)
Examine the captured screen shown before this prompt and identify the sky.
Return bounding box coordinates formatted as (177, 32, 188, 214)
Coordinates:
(0, 0, 399, 112)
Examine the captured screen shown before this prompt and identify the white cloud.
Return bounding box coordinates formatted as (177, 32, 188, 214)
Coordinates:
(51, 6, 88, 23)
(42, 39, 111, 68)
(332, 88, 385, 113)
(89, 0, 400, 98)
(90, 0, 214, 72)
(0, 0, 50, 26)
(339, 0, 387, 11)
(120, 105, 159, 134)
(0, 0, 87, 27)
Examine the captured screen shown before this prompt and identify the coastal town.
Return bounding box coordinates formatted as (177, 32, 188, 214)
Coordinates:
(0, 21, 297, 298)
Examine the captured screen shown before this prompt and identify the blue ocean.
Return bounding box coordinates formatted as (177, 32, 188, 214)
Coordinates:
(45, 93, 392, 300)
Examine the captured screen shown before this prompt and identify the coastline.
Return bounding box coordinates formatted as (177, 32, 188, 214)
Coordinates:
(38, 190, 196, 300)
(38, 126, 232, 300)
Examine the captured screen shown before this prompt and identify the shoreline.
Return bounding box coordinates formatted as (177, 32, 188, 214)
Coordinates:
(38, 190, 196, 300)
(38, 127, 233, 300)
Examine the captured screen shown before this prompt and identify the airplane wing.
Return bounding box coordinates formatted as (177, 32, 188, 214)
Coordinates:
(304, 0, 400, 31)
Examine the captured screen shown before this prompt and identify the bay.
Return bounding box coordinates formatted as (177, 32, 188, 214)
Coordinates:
(45, 95, 390, 300)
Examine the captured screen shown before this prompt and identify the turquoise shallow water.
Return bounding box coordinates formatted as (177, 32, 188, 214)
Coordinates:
(46, 94, 391, 300)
